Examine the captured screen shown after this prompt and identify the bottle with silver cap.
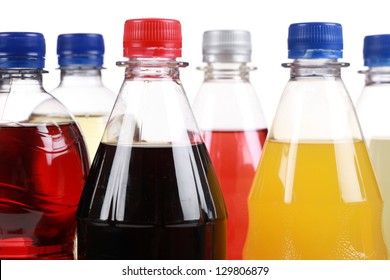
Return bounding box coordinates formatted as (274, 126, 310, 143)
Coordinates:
(192, 30, 268, 260)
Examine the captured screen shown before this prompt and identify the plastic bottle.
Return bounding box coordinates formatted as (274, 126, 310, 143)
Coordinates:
(356, 34, 390, 259)
(192, 30, 267, 260)
(244, 22, 387, 259)
(76, 18, 227, 260)
(51, 33, 116, 163)
(0, 32, 89, 259)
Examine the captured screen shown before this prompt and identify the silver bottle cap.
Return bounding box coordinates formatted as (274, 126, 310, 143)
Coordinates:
(202, 30, 251, 63)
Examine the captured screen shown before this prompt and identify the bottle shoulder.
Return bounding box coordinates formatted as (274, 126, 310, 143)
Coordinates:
(50, 85, 116, 115)
(357, 85, 390, 138)
(269, 75, 361, 141)
(193, 81, 267, 131)
(1, 89, 75, 124)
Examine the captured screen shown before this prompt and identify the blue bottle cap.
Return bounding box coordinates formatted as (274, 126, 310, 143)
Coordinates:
(0, 32, 45, 68)
(57, 33, 104, 67)
(288, 22, 343, 59)
(363, 34, 390, 67)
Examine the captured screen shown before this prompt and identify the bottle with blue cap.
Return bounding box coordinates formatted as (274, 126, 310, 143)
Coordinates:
(0, 32, 89, 259)
(244, 22, 387, 259)
(356, 34, 390, 259)
(192, 30, 267, 260)
(51, 33, 116, 163)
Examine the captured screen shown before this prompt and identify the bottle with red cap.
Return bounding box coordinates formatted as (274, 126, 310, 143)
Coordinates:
(76, 18, 227, 260)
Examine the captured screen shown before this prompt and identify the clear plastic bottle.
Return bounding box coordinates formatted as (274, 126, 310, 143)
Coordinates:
(0, 32, 89, 259)
(51, 33, 116, 163)
(356, 34, 390, 259)
(192, 30, 267, 260)
(76, 18, 227, 260)
(244, 22, 387, 259)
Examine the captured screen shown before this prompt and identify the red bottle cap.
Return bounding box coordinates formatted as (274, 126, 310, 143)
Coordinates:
(123, 18, 182, 58)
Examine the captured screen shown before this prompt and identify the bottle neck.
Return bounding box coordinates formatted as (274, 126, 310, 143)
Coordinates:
(117, 58, 186, 80)
(0, 69, 45, 90)
(201, 62, 252, 81)
(284, 59, 348, 78)
(59, 66, 103, 86)
(362, 67, 390, 85)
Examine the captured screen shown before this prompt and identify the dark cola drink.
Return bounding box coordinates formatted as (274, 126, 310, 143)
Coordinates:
(77, 142, 226, 259)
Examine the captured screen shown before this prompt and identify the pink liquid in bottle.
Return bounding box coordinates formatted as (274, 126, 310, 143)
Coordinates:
(203, 129, 267, 259)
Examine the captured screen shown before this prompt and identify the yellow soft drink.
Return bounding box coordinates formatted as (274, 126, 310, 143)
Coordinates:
(244, 140, 387, 259)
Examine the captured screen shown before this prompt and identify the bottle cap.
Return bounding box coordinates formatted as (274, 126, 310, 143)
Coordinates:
(57, 33, 104, 66)
(0, 32, 45, 68)
(202, 30, 251, 63)
(123, 18, 182, 58)
(363, 34, 390, 67)
(288, 22, 343, 59)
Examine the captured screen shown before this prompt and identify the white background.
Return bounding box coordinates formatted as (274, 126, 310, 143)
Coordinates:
(2, 0, 388, 125)
(1, 0, 390, 276)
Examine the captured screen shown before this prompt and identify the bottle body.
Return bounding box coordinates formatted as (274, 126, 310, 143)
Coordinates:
(51, 67, 116, 163)
(356, 67, 390, 259)
(77, 58, 227, 259)
(0, 70, 89, 259)
(244, 59, 387, 259)
(246, 139, 384, 259)
(193, 62, 267, 259)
